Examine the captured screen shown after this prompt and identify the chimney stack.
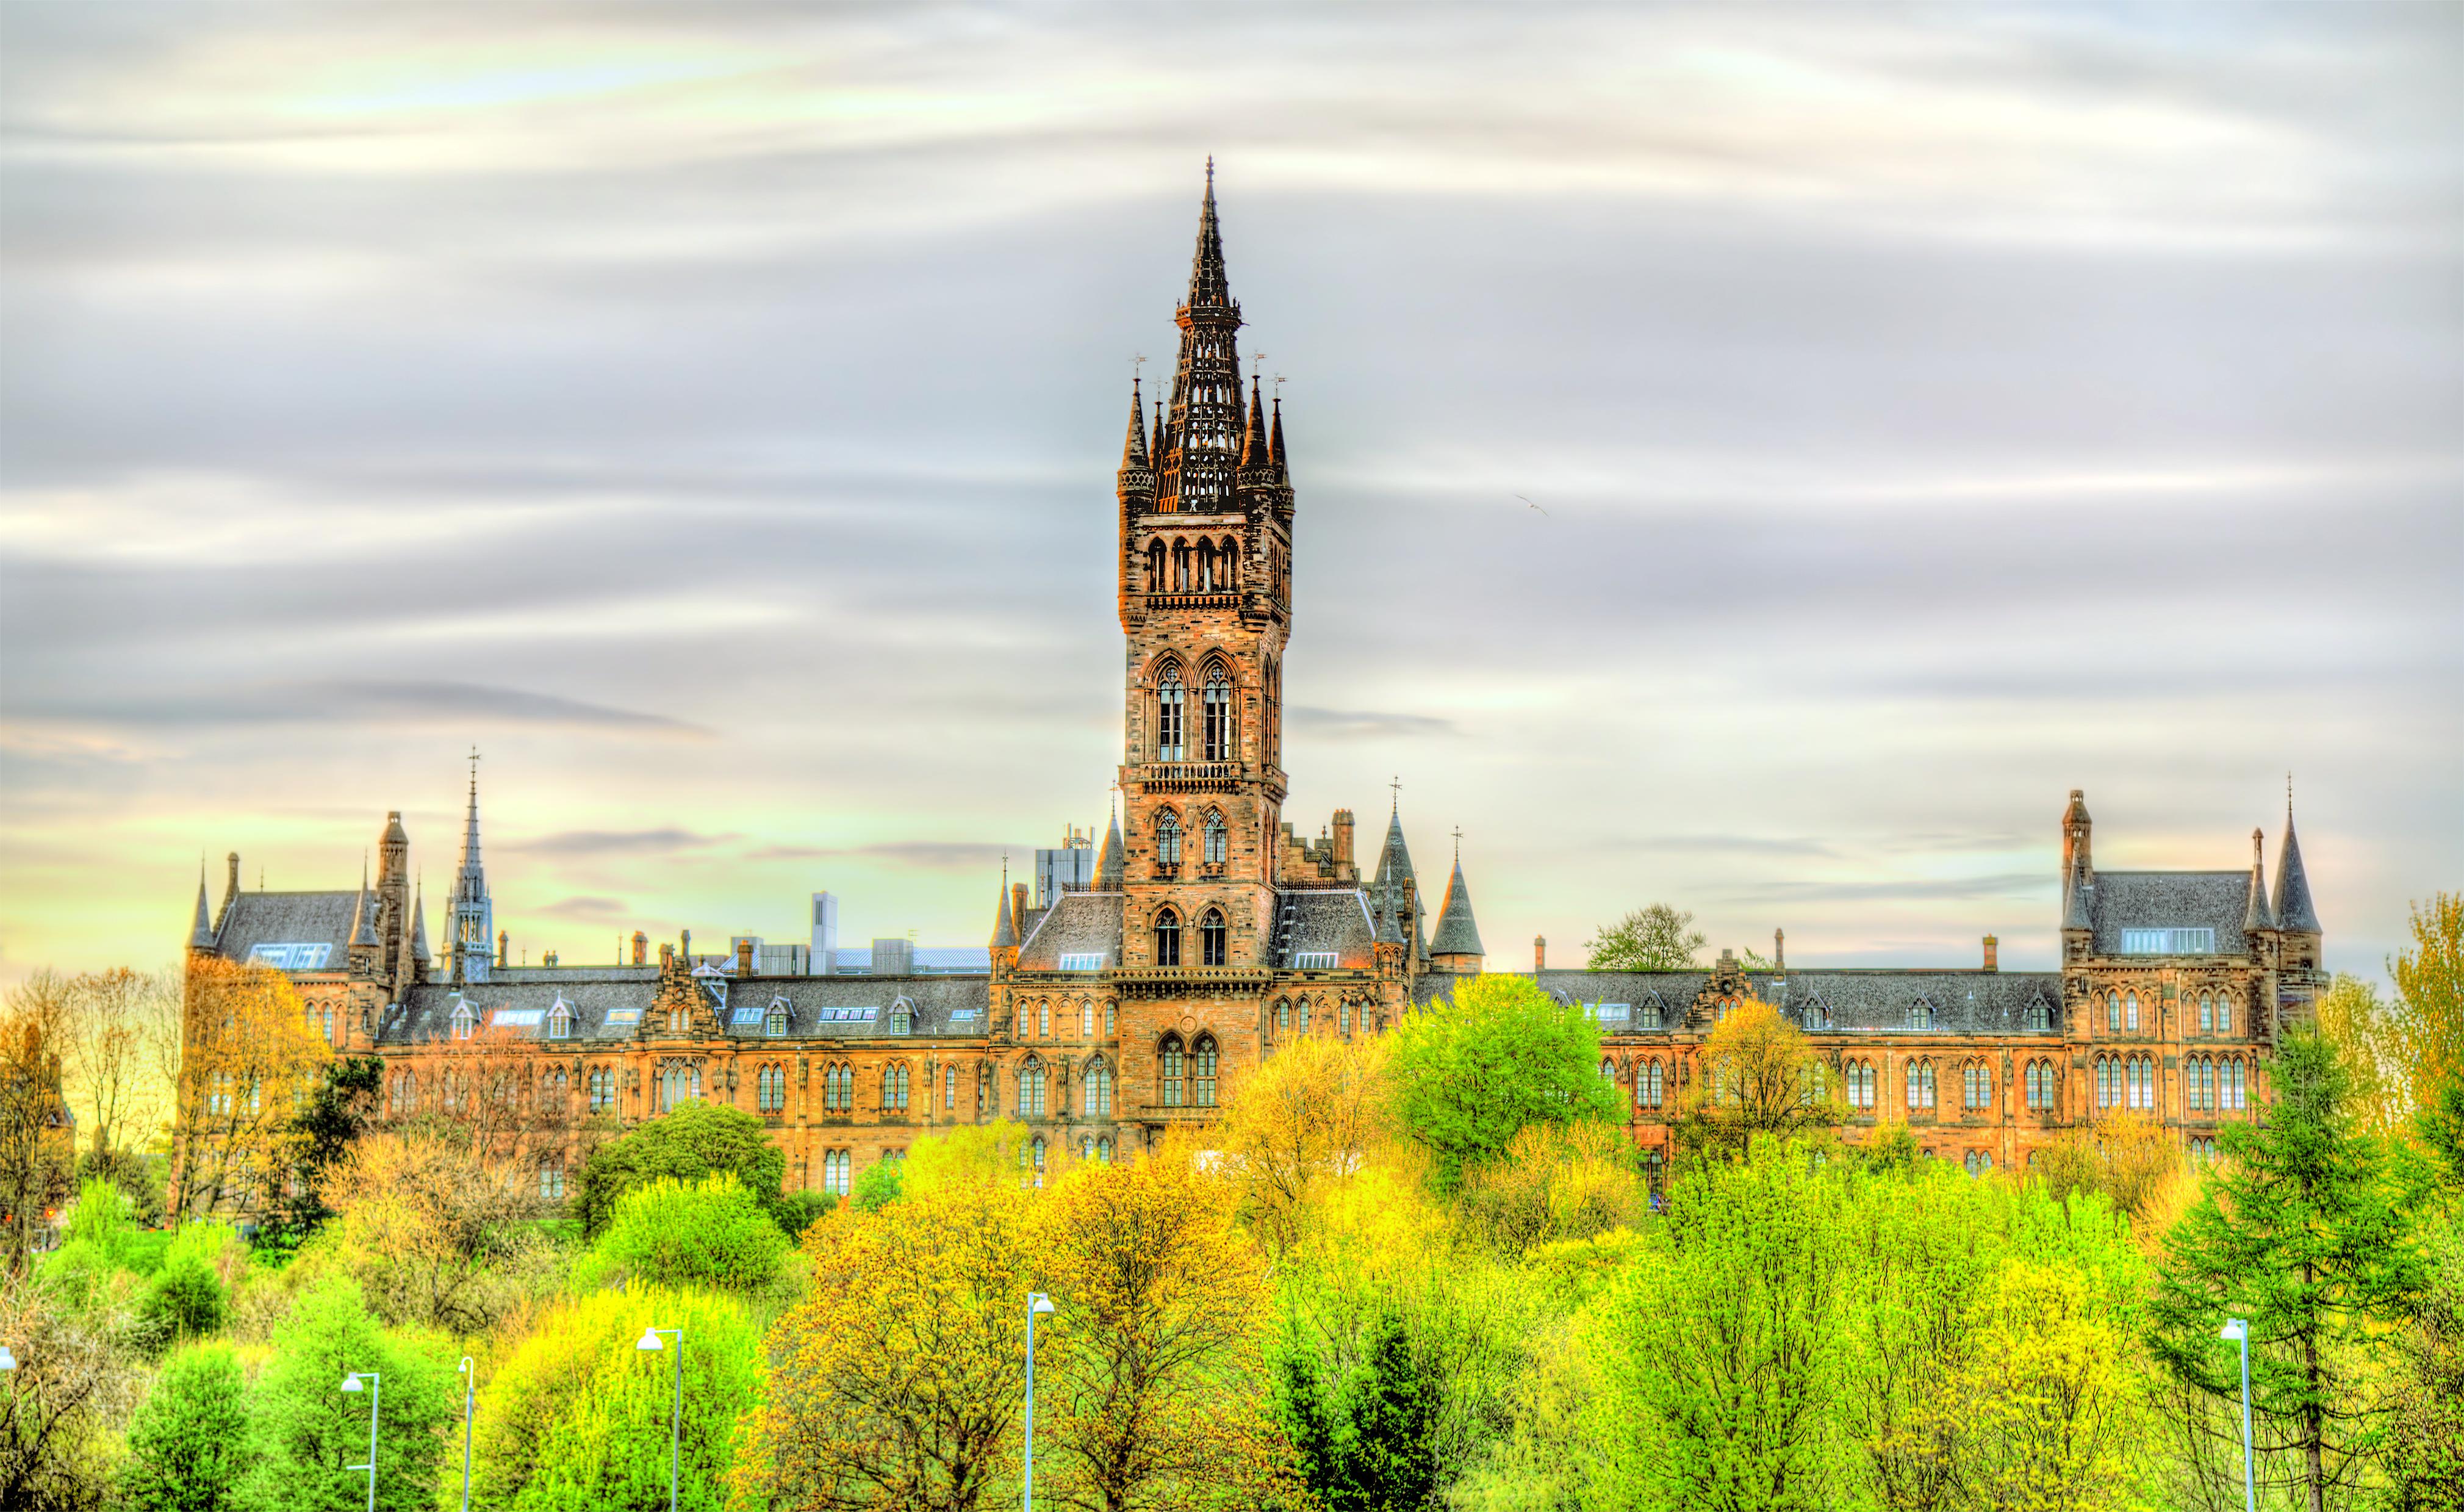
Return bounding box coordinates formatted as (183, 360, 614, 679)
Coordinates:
(737, 937, 755, 976)
(631, 931, 648, 966)
(1011, 882, 1030, 942)
(1775, 928, 1786, 971)
(659, 942, 675, 968)
(1332, 809, 1356, 869)
(497, 929, 508, 969)
(680, 929, 692, 965)
(226, 851, 241, 904)
(1983, 935, 1998, 971)
(1534, 934, 1546, 971)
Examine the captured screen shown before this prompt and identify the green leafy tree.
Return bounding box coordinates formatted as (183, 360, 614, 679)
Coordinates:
(1584, 905, 1706, 972)
(849, 1158, 904, 1214)
(2149, 1030, 2430, 1512)
(246, 1277, 452, 1512)
(1387, 975, 1619, 1193)
(257, 1055, 383, 1252)
(141, 1256, 227, 1345)
(584, 1173, 789, 1293)
(575, 1103, 788, 1237)
(472, 1284, 763, 1512)
(121, 1342, 252, 1512)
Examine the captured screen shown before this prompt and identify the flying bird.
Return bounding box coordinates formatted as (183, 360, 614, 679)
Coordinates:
(1516, 494, 1550, 519)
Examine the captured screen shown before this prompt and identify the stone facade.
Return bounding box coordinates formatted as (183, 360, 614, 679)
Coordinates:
(179, 170, 2326, 1207)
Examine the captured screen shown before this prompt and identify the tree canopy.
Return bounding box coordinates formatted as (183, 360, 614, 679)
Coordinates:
(1583, 905, 1708, 972)
(575, 1102, 788, 1237)
(1388, 974, 1621, 1193)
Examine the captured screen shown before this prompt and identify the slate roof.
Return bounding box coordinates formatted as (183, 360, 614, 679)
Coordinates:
(1275, 888, 1380, 970)
(1428, 859, 1484, 957)
(212, 891, 363, 967)
(1015, 891, 1124, 973)
(1412, 968, 2065, 1036)
(381, 972, 993, 1047)
(2083, 871, 2254, 956)
(2274, 812, 2322, 933)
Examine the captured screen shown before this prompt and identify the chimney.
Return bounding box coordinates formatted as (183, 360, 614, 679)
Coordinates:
(659, 942, 675, 968)
(497, 929, 508, 969)
(1332, 809, 1356, 869)
(1983, 935, 1999, 971)
(1011, 882, 1029, 941)
(1533, 935, 1546, 971)
(1775, 928, 1785, 971)
(736, 937, 755, 976)
(225, 851, 241, 905)
(631, 931, 648, 966)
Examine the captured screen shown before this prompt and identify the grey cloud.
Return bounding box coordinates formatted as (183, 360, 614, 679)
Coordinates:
(743, 842, 1003, 870)
(1289, 708, 1459, 741)
(10, 680, 707, 735)
(510, 829, 728, 858)
(533, 895, 631, 921)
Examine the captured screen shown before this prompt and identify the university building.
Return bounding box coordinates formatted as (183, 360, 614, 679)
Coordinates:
(180, 172, 2326, 1206)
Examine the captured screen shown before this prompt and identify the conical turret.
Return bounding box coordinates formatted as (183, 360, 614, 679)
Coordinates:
(1270, 394, 1287, 474)
(1238, 377, 1270, 477)
(1429, 839, 1485, 970)
(2243, 829, 2276, 934)
(1117, 378, 1154, 506)
(189, 864, 217, 951)
(2274, 801, 2322, 935)
(990, 877, 1020, 949)
(351, 859, 378, 948)
(1097, 805, 1126, 889)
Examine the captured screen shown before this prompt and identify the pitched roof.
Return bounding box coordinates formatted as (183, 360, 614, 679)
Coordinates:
(382, 972, 994, 1047)
(2083, 871, 2255, 956)
(1015, 891, 1122, 972)
(212, 891, 362, 968)
(1429, 857, 1484, 958)
(1519, 968, 2065, 1036)
(2274, 808, 2322, 933)
(1275, 888, 1380, 970)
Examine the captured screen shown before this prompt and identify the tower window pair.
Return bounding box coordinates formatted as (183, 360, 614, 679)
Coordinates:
(1154, 664, 1234, 762)
(1152, 907, 1228, 968)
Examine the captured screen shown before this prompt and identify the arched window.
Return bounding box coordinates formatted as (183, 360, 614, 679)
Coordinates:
(2218, 995, 2234, 1035)
(658, 1062, 702, 1113)
(2107, 993, 2122, 1033)
(1106, 1000, 1117, 1035)
(541, 1161, 567, 1201)
(1908, 1001, 1933, 1031)
(1275, 998, 1290, 1032)
(1192, 1034, 1219, 1107)
(890, 999, 912, 1035)
(1154, 907, 1182, 967)
(2225, 1056, 2246, 1111)
(1905, 1059, 1936, 1111)
(944, 1065, 958, 1111)
(1638, 1059, 1665, 1110)
(391, 1070, 417, 1115)
(1146, 539, 1165, 594)
(1156, 667, 1185, 760)
(2125, 992, 2141, 1032)
(1018, 1058, 1047, 1117)
(1038, 1001, 1051, 1037)
(1204, 810, 1227, 865)
(883, 1063, 910, 1112)
(1156, 812, 1182, 869)
(321, 1003, 335, 1042)
(766, 1001, 789, 1037)
(587, 1067, 612, 1114)
(1200, 907, 1227, 967)
(1296, 998, 1312, 1034)
(1964, 1061, 1992, 1111)
(1846, 1060, 1873, 1111)
(1600, 1057, 1617, 1085)
(1218, 536, 1240, 588)
(2023, 1060, 2049, 1112)
(758, 1063, 785, 1114)
(1083, 1058, 1113, 1117)
(2129, 1053, 2154, 1110)
(822, 1150, 850, 1196)
(1160, 1035, 1185, 1108)
(1202, 666, 1232, 761)
(1643, 1147, 1665, 1193)
(821, 1062, 852, 1113)
(2198, 992, 2214, 1034)
(1338, 999, 1351, 1036)
(2023, 998, 2050, 1033)
(548, 999, 572, 1040)
(1079, 999, 1094, 1037)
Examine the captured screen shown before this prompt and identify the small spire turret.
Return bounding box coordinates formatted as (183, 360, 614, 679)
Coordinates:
(190, 863, 217, 951)
(2244, 829, 2277, 934)
(2274, 796, 2322, 935)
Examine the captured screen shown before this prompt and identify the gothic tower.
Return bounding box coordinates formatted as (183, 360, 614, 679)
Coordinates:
(448, 757, 494, 985)
(1115, 163, 1295, 971)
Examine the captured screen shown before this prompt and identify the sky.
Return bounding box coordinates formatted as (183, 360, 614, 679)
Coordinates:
(2, 3, 2457, 985)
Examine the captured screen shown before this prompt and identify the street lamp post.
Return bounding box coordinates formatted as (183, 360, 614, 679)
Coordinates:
(1024, 1293, 1055, 1512)
(456, 1357, 475, 1512)
(340, 1372, 382, 1512)
(2219, 1318, 2254, 1512)
(636, 1327, 683, 1512)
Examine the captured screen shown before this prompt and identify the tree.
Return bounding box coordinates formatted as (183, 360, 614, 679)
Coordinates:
(257, 1054, 383, 1250)
(0, 977, 76, 1274)
(0, 1264, 147, 1512)
(1456, 1121, 1647, 1255)
(2149, 1030, 2430, 1512)
(169, 957, 329, 1222)
(472, 1285, 764, 1512)
(735, 1181, 1037, 1512)
(575, 1102, 787, 1237)
(583, 1173, 789, 1293)
(246, 1277, 452, 1512)
(54, 968, 180, 1178)
(2316, 975, 2409, 1140)
(1216, 1032, 1392, 1258)
(1672, 1001, 1841, 1162)
(2033, 1112, 2179, 1225)
(121, 1342, 253, 1512)
(1589, 1137, 1855, 1511)
(849, 1159, 904, 1213)
(1277, 1308, 1440, 1512)
(1034, 1141, 1295, 1511)
(2391, 893, 2464, 1121)
(1387, 975, 1620, 1193)
(324, 1120, 550, 1335)
(1583, 904, 1706, 972)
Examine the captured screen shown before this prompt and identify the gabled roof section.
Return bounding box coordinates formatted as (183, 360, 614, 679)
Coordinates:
(2085, 871, 2254, 957)
(1277, 888, 1379, 970)
(1015, 891, 1123, 973)
(212, 891, 362, 969)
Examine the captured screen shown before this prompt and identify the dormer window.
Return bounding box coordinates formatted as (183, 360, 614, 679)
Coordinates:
(2023, 997, 2051, 1032)
(889, 998, 913, 1035)
(766, 998, 789, 1037)
(450, 1000, 475, 1040)
(547, 998, 573, 1040)
(1908, 1001, 1933, 1031)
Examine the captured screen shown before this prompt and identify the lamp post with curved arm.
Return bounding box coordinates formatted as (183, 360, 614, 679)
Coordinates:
(455, 1356, 475, 1512)
(637, 1327, 683, 1512)
(1024, 1293, 1055, 1512)
(340, 1372, 381, 1512)
(2219, 1318, 2254, 1512)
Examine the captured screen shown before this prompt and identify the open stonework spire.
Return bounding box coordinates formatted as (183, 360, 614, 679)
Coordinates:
(1157, 162, 1245, 513)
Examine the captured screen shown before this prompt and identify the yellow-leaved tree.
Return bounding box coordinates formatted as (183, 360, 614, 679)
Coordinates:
(1673, 999, 1842, 1162)
(1215, 1031, 1391, 1259)
(1034, 1137, 1297, 1512)
(168, 957, 328, 1222)
(736, 1178, 1038, 1512)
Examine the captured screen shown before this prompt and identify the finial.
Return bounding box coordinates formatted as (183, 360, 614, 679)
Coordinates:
(2287, 770, 2294, 808)
(1390, 774, 1402, 812)
(1251, 350, 1266, 381)
(1451, 826, 1463, 863)
(1205, 154, 1214, 191)
(2252, 827, 2265, 862)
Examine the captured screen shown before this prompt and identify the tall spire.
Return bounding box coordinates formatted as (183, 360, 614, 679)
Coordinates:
(2274, 793, 2322, 934)
(990, 870, 1020, 949)
(457, 749, 484, 894)
(351, 857, 378, 948)
(1097, 801, 1125, 890)
(190, 862, 217, 950)
(1269, 393, 1287, 473)
(2243, 828, 2276, 934)
(1185, 155, 1231, 311)
(1158, 161, 1244, 512)
(450, 751, 494, 984)
(1120, 378, 1150, 469)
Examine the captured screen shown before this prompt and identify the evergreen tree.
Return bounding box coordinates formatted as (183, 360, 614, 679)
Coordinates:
(2149, 1030, 2430, 1512)
(573, 1103, 788, 1237)
(257, 1055, 382, 1250)
(121, 1342, 251, 1512)
(247, 1278, 451, 1512)
(1342, 1312, 1440, 1512)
